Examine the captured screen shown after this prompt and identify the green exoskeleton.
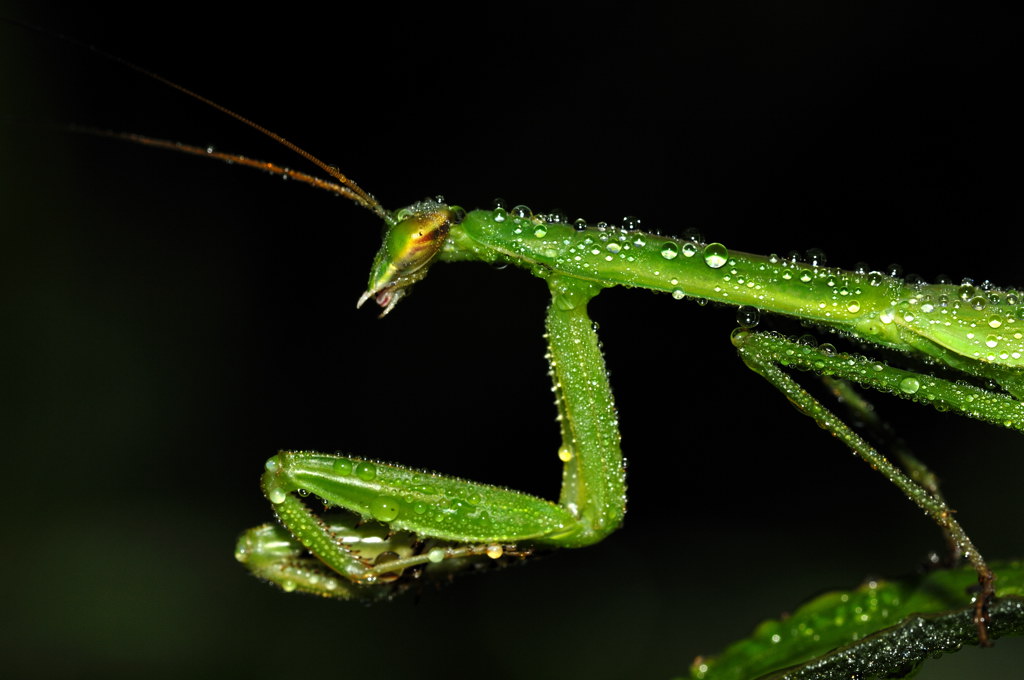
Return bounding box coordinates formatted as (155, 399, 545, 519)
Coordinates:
(46, 35, 1017, 646)
(236, 193, 1022, 632)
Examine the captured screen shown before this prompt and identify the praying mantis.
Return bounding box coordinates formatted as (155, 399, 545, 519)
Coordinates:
(6, 9, 1023, 679)
(231, 169, 1021, 610)
(126, 31, 1023, 664)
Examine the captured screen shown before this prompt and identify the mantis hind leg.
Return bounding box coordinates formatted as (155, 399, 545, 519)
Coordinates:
(731, 328, 996, 645)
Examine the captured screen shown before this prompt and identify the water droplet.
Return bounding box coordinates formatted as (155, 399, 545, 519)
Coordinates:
(736, 306, 760, 328)
(847, 300, 861, 313)
(867, 271, 885, 287)
(989, 316, 1003, 328)
(493, 206, 507, 222)
(332, 458, 353, 476)
(356, 462, 377, 481)
(806, 248, 827, 266)
(533, 225, 548, 238)
(730, 327, 750, 347)
(899, 377, 920, 394)
(660, 242, 679, 260)
(511, 205, 532, 219)
(606, 242, 622, 254)
(681, 242, 698, 258)
(671, 288, 685, 300)
(268, 488, 287, 504)
(370, 497, 400, 522)
(703, 243, 728, 269)
(281, 580, 297, 592)
(486, 545, 504, 559)
(427, 548, 446, 563)
(558, 447, 574, 462)
(970, 296, 987, 311)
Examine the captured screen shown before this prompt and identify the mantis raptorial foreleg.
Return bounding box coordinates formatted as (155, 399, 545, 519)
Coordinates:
(236, 275, 626, 597)
(731, 328, 996, 642)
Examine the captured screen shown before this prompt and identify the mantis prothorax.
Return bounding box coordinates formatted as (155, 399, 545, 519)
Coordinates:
(49, 32, 1019, 643)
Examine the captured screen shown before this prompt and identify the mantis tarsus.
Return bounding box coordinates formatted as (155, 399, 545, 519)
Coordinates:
(11, 14, 1022, 677)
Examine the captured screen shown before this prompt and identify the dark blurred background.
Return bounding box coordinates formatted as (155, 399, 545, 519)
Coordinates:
(2, 2, 1021, 678)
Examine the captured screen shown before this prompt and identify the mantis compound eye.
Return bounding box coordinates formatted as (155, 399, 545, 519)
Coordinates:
(357, 199, 457, 316)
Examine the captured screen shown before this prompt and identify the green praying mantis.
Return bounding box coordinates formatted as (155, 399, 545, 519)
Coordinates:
(233, 182, 1023, 609)
(15, 18, 1022, 676)
(202, 87, 1024, 637)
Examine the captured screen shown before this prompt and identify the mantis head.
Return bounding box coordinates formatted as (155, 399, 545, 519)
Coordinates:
(357, 198, 462, 316)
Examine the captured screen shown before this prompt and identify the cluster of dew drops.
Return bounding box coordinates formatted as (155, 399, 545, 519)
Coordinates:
(486, 199, 1024, 367)
(489, 198, 730, 301)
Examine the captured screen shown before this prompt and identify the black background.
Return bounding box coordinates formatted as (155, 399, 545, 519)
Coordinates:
(2, 2, 1022, 678)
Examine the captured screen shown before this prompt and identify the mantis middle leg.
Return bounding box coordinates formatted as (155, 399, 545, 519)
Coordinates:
(731, 328, 997, 643)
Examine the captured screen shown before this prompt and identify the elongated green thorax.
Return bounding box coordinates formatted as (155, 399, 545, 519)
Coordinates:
(357, 199, 462, 316)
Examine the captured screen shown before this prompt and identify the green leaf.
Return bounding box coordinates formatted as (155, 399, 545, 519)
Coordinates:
(688, 560, 1024, 680)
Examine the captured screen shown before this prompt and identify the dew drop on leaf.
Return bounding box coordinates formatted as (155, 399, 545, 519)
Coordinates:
(703, 243, 728, 269)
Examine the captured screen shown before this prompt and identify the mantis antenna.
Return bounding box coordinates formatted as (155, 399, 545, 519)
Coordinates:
(4, 16, 388, 220)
